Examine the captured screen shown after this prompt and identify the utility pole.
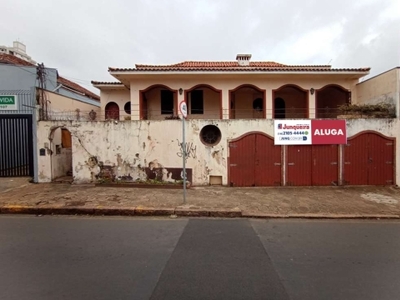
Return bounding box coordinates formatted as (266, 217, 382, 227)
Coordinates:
(36, 63, 47, 120)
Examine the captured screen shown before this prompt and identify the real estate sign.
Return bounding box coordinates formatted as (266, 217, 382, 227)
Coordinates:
(274, 119, 346, 145)
(274, 120, 312, 145)
(0, 95, 18, 110)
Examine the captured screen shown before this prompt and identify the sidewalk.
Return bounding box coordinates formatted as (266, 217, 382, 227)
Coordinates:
(1, 178, 400, 219)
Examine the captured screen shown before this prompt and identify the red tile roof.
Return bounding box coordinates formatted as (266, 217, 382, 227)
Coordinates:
(57, 76, 100, 101)
(0, 53, 35, 66)
(91, 81, 124, 85)
(0, 53, 99, 101)
(109, 61, 370, 72)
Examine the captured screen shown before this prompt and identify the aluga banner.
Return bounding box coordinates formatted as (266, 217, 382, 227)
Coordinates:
(274, 120, 347, 145)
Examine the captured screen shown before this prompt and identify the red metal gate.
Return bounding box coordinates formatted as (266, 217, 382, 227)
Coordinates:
(287, 145, 338, 186)
(312, 145, 339, 186)
(229, 132, 281, 186)
(344, 132, 394, 185)
(287, 145, 312, 186)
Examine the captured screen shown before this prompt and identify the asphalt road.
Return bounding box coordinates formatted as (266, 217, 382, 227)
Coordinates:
(0, 216, 399, 300)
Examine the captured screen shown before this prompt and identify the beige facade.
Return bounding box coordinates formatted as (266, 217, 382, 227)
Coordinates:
(100, 88, 130, 120)
(356, 67, 400, 117)
(43, 89, 101, 121)
(95, 76, 362, 121)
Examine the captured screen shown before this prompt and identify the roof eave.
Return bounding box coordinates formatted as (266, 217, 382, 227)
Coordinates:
(109, 70, 370, 77)
(92, 84, 127, 90)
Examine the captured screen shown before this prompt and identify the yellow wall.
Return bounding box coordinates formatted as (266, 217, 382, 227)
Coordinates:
(44, 90, 100, 121)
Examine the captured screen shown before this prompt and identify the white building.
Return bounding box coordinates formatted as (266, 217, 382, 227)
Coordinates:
(0, 41, 36, 65)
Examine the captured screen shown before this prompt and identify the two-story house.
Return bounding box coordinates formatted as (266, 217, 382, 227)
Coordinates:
(36, 54, 398, 187)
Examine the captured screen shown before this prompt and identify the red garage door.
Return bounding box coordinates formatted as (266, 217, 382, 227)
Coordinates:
(287, 145, 312, 186)
(344, 132, 394, 185)
(287, 145, 339, 186)
(312, 145, 339, 186)
(229, 132, 281, 187)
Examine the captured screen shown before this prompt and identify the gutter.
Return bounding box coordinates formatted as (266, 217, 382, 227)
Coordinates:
(109, 70, 370, 76)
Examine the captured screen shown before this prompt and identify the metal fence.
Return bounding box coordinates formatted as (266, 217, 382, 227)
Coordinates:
(0, 115, 34, 177)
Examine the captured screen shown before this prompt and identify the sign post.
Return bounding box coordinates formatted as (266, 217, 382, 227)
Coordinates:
(179, 101, 188, 204)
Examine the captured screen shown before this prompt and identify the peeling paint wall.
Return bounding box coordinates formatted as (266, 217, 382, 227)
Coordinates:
(37, 118, 400, 185)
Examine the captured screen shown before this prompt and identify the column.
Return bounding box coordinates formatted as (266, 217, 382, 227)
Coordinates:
(222, 89, 229, 119)
(309, 90, 316, 119)
(266, 89, 273, 119)
(130, 88, 140, 120)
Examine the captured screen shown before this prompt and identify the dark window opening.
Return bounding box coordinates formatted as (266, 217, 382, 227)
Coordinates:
(161, 90, 174, 115)
(190, 90, 204, 114)
(274, 98, 286, 119)
(124, 102, 131, 114)
(253, 98, 263, 111)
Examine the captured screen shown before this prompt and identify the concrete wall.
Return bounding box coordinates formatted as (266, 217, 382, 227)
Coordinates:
(356, 68, 400, 117)
(37, 119, 400, 185)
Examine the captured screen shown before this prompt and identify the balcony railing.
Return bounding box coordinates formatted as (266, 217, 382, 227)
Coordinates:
(44, 107, 368, 122)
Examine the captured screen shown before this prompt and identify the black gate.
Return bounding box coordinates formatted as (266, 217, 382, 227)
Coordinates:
(0, 115, 33, 177)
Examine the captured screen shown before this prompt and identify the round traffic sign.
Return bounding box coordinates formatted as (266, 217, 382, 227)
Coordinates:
(179, 101, 188, 118)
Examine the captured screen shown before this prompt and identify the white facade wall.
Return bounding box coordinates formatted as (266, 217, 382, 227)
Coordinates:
(37, 119, 400, 185)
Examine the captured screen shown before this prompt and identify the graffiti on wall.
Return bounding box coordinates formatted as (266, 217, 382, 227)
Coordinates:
(176, 139, 197, 161)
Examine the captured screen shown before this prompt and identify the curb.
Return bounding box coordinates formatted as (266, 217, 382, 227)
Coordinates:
(0, 206, 399, 219)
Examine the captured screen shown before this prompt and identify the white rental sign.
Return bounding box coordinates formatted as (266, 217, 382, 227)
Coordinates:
(274, 120, 312, 145)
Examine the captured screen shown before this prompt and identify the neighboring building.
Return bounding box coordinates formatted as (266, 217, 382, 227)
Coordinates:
(356, 67, 400, 117)
(0, 47, 100, 181)
(0, 41, 36, 65)
(36, 55, 399, 187)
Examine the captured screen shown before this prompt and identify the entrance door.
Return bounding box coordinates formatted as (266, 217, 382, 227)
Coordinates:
(344, 132, 394, 185)
(105, 102, 120, 120)
(229, 133, 281, 187)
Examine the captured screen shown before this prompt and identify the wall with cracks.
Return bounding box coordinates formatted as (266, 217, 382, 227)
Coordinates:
(36, 119, 400, 185)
